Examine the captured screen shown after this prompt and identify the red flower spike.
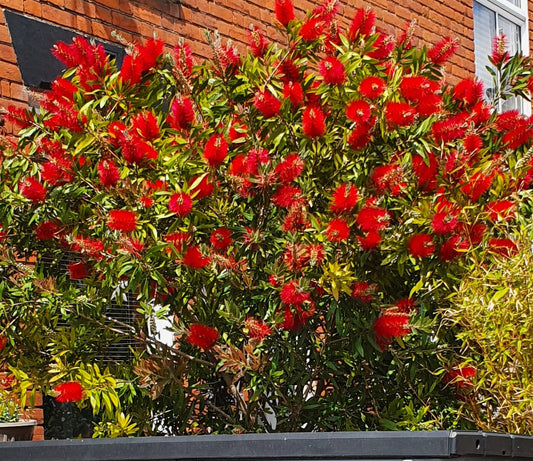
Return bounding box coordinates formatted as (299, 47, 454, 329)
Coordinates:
(439, 235, 468, 261)
(491, 33, 509, 66)
(488, 238, 518, 257)
(407, 234, 435, 258)
(169, 192, 193, 217)
(189, 175, 214, 200)
(279, 60, 300, 83)
(330, 183, 359, 213)
(272, 185, 302, 208)
(168, 96, 195, 131)
(396, 298, 417, 313)
(35, 221, 60, 241)
(319, 56, 346, 85)
(19, 177, 47, 203)
(454, 78, 484, 108)
(399, 76, 439, 102)
(358, 76, 386, 100)
(356, 206, 390, 232)
(428, 37, 458, 65)
(348, 8, 375, 42)
(372, 164, 406, 196)
(374, 310, 411, 350)
(384, 101, 416, 127)
(280, 280, 312, 307)
(130, 111, 160, 141)
(299, 18, 324, 42)
(412, 153, 438, 192)
(275, 153, 304, 183)
(248, 26, 268, 57)
(68, 262, 88, 280)
(275, 0, 295, 27)
(186, 324, 218, 349)
(352, 281, 376, 303)
(203, 134, 228, 168)
(182, 245, 211, 269)
(283, 81, 304, 107)
(461, 172, 494, 202)
(0, 336, 8, 352)
(346, 100, 371, 123)
(165, 232, 191, 253)
(108, 210, 137, 233)
(245, 317, 272, 342)
(432, 113, 468, 143)
(302, 106, 326, 138)
(210, 228, 233, 251)
(326, 218, 350, 242)
(54, 381, 84, 403)
(97, 160, 120, 188)
(357, 231, 381, 250)
(279, 305, 314, 330)
(254, 90, 281, 118)
(486, 200, 516, 222)
(173, 42, 194, 76)
(443, 366, 476, 389)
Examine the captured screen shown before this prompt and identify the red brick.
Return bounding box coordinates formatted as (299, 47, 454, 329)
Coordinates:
(76, 15, 93, 34)
(112, 11, 141, 33)
(0, 61, 21, 81)
(48, 0, 66, 7)
(10, 82, 28, 102)
(41, 5, 77, 29)
(1, 0, 23, 12)
(24, 0, 43, 17)
(131, 4, 162, 27)
(0, 25, 11, 45)
(94, 0, 120, 11)
(32, 426, 45, 441)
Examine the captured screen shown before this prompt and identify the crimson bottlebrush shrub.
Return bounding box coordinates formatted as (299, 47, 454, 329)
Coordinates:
(1, 0, 533, 435)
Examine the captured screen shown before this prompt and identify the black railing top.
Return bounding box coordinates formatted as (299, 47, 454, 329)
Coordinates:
(1, 431, 532, 461)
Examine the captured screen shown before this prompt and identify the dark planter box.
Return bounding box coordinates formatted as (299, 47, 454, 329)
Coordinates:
(0, 420, 36, 442)
(0, 430, 532, 461)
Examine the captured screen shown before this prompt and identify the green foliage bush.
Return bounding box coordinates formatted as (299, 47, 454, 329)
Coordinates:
(1, 0, 533, 436)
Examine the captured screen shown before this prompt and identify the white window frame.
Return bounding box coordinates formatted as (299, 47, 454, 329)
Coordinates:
(473, 0, 530, 113)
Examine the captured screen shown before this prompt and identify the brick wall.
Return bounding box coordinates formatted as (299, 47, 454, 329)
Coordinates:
(1, 0, 514, 115)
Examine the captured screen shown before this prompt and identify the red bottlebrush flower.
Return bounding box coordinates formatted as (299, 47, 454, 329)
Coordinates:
(407, 233, 435, 258)
(54, 381, 84, 403)
(229, 154, 248, 177)
(326, 218, 350, 242)
(461, 172, 494, 202)
(302, 106, 326, 138)
(299, 18, 324, 42)
(272, 185, 302, 208)
(168, 96, 195, 131)
(121, 237, 144, 256)
(283, 81, 304, 107)
(97, 160, 120, 188)
(254, 90, 281, 118)
(374, 310, 411, 350)
(35, 221, 60, 240)
(443, 366, 476, 389)
(4, 105, 32, 129)
(348, 122, 374, 150)
(218, 44, 241, 74)
(165, 231, 190, 253)
(306, 243, 325, 266)
(432, 113, 468, 143)
(367, 31, 395, 60)
(470, 102, 491, 126)
(417, 94, 443, 117)
(210, 227, 233, 251)
(358, 76, 386, 100)
(187, 324, 218, 349)
(71, 237, 105, 259)
(19, 177, 46, 203)
(107, 121, 127, 147)
(356, 205, 390, 232)
(119, 135, 156, 165)
(50, 77, 78, 102)
(138, 37, 164, 72)
(330, 183, 358, 213)
(319, 56, 346, 85)
(487, 200, 516, 221)
(203, 134, 228, 168)
(280, 280, 311, 307)
(228, 118, 248, 142)
(140, 197, 154, 208)
(462, 222, 487, 246)
(312, 0, 339, 23)
(182, 245, 211, 269)
(495, 110, 521, 131)
(357, 230, 382, 250)
(454, 78, 484, 108)
(245, 148, 270, 176)
(248, 26, 268, 57)
(283, 243, 308, 272)
(275, 0, 295, 26)
(68, 261, 88, 280)
(346, 100, 371, 123)
(108, 210, 137, 233)
(439, 235, 468, 261)
(279, 59, 300, 83)
(431, 206, 460, 235)
(488, 238, 518, 257)
(282, 200, 308, 233)
(0, 336, 7, 352)
(120, 55, 142, 85)
(352, 281, 376, 303)
(169, 192, 193, 217)
(348, 7, 375, 42)
(173, 42, 194, 76)
(502, 118, 533, 149)
(189, 175, 214, 199)
(396, 298, 417, 313)
(275, 153, 304, 183)
(130, 111, 159, 141)
(463, 134, 483, 153)
(428, 37, 458, 65)
(491, 33, 509, 66)
(372, 164, 406, 196)
(245, 317, 272, 342)
(399, 76, 439, 102)
(412, 152, 438, 192)
(384, 101, 416, 127)
(279, 305, 314, 330)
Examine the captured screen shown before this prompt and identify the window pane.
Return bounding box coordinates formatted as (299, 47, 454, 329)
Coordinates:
(473, 2, 497, 101)
(499, 16, 521, 54)
(504, 0, 520, 8)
